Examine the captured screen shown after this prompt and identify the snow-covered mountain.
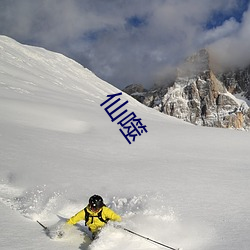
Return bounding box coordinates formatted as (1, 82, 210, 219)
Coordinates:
(217, 65, 250, 100)
(124, 49, 250, 130)
(0, 36, 250, 250)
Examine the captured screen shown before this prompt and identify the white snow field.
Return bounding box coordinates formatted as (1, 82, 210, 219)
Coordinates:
(0, 35, 250, 250)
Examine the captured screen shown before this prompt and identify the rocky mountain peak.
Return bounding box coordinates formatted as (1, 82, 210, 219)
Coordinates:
(123, 49, 250, 130)
(177, 49, 210, 78)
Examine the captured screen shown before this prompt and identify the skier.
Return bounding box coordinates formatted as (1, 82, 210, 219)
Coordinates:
(66, 194, 121, 239)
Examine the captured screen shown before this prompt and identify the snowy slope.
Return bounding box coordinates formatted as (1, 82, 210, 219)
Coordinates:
(0, 36, 250, 250)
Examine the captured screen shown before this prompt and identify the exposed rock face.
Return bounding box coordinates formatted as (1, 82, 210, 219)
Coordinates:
(217, 66, 250, 99)
(123, 84, 147, 103)
(123, 49, 250, 130)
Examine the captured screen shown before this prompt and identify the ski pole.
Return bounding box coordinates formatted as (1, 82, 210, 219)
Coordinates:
(37, 220, 48, 231)
(122, 227, 180, 250)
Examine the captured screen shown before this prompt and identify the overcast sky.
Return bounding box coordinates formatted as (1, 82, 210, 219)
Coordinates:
(0, 0, 249, 89)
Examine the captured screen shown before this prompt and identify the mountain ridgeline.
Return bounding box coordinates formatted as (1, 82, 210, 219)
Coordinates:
(123, 49, 250, 130)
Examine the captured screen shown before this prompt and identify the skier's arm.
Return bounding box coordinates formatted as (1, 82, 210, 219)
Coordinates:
(104, 207, 122, 222)
(67, 209, 85, 225)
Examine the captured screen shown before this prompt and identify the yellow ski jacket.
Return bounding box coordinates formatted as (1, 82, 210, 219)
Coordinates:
(67, 206, 121, 233)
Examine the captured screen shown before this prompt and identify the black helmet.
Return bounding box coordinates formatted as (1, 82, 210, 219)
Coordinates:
(89, 195, 104, 210)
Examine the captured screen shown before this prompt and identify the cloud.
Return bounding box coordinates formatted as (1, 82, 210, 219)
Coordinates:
(0, 0, 249, 88)
(200, 18, 240, 45)
(209, 4, 250, 69)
